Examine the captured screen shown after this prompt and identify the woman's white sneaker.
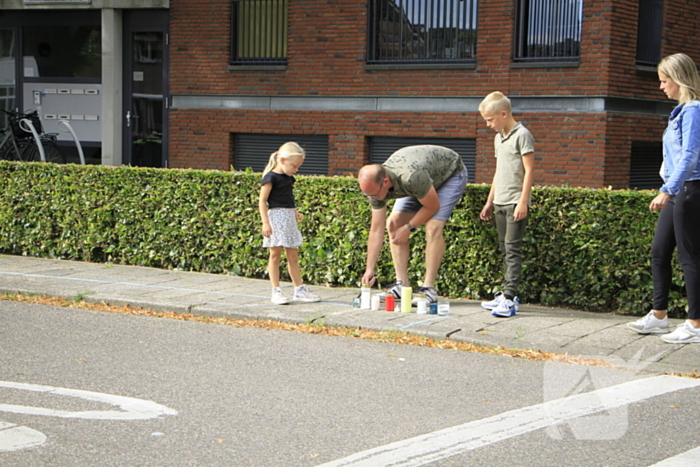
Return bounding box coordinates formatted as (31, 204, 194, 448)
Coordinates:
(661, 320, 700, 344)
(626, 311, 669, 334)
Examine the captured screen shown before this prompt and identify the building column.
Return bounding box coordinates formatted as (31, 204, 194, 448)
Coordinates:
(101, 8, 123, 166)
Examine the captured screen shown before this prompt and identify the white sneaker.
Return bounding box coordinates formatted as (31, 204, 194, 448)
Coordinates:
(626, 311, 669, 334)
(491, 298, 517, 317)
(412, 287, 438, 305)
(481, 292, 504, 310)
(661, 320, 700, 344)
(293, 285, 321, 303)
(482, 292, 520, 313)
(271, 288, 289, 305)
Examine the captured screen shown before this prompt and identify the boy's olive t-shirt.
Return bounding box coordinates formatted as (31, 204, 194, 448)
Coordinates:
(370, 145, 464, 210)
(493, 123, 535, 206)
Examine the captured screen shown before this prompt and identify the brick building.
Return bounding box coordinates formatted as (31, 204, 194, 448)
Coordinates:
(2, 0, 699, 189)
(169, 0, 700, 189)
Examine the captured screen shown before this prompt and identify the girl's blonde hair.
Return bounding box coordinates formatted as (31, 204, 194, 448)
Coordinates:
(658, 53, 700, 104)
(262, 141, 306, 175)
(479, 91, 512, 115)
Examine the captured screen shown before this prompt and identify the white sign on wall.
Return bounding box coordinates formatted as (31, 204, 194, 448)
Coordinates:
(23, 0, 91, 4)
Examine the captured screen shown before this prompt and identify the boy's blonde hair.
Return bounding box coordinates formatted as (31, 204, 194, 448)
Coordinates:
(263, 141, 306, 175)
(658, 53, 700, 104)
(479, 91, 512, 115)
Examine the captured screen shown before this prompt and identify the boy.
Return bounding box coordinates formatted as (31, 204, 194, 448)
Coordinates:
(478, 92, 535, 317)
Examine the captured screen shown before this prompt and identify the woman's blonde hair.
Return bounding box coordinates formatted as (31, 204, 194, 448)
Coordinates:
(262, 141, 306, 175)
(658, 53, 700, 104)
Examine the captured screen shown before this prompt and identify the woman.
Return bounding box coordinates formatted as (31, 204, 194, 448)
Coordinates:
(627, 53, 700, 343)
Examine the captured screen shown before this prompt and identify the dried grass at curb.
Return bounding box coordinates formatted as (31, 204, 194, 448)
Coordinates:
(3, 292, 697, 379)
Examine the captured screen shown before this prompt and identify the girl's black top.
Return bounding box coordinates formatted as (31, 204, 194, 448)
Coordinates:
(261, 171, 296, 208)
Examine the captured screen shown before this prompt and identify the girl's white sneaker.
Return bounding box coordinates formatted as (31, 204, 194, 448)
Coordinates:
(293, 285, 321, 303)
(271, 288, 289, 305)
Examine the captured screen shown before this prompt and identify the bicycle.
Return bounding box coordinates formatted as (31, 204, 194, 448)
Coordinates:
(0, 109, 67, 164)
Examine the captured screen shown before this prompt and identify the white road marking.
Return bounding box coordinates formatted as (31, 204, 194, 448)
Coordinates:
(0, 422, 46, 452)
(315, 375, 700, 467)
(0, 381, 177, 420)
(648, 446, 700, 466)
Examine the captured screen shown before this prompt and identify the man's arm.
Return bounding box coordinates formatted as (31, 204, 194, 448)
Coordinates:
(362, 206, 387, 285)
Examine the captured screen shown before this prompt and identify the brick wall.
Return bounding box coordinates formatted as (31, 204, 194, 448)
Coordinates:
(168, 0, 700, 188)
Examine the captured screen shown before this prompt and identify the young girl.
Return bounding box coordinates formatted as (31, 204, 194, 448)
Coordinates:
(259, 142, 321, 305)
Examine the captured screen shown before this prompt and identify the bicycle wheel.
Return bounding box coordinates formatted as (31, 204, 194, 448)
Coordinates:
(24, 140, 67, 163)
(41, 141, 67, 164)
(18, 141, 41, 162)
(0, 138, 29, 161)
(0, 141, 11, 160)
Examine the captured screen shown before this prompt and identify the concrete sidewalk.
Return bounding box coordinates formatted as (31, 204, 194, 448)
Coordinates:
(1, 254, 698, 376)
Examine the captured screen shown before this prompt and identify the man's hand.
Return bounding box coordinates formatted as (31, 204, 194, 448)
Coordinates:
(362, 269, 376, 286)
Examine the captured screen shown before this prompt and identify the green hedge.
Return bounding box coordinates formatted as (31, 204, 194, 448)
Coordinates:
(0, 161, 687, 316)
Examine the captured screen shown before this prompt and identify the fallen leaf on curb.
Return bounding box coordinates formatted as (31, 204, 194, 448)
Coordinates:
(3, 292, 699, 379)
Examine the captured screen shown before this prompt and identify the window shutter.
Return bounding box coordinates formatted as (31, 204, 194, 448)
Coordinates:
(629, 141, 663, 190)
(234, 134, 328, 175)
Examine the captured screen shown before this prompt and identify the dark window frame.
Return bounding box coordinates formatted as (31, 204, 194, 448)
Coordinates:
(367, 0, 478, 65)
(230, 0, 288, 66)
(513, 0, 583, 63)
(635, 0, 663, 67)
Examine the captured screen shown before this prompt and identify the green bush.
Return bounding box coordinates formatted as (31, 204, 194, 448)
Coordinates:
(0, 161, 687, 316)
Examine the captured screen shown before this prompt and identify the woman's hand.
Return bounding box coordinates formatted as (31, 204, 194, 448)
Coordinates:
(649, 192, 671, 212)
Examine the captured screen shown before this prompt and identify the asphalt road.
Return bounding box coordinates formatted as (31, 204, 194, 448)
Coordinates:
(1, 301, 699, 466)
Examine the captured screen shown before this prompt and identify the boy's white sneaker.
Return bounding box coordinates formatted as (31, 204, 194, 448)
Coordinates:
(271, 288, 289, 305)
(626, 311, 669, 335)
(481, 292, 504, 310)
(491, 298, 517, 318)
(661, 320, 700, 344)
(293, 285, 321, 303)
(482, 292, 519, 313)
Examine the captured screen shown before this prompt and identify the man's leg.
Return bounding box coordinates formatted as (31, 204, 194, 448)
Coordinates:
(423, 219, 446, 288)
(388, 210, 414, 286)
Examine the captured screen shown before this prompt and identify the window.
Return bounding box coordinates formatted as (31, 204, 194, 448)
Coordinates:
(231, 0, 288, 65)
(234, 134, 328, 175)
(369, 136, 476, 183)
(367, 0, 478, 64)
(514, 0, 582, 62)
(636, 0, 663, 66)
(629, 141, 662, 190)
(0, 30, 16, 127)
(23, 25, 101, 79)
